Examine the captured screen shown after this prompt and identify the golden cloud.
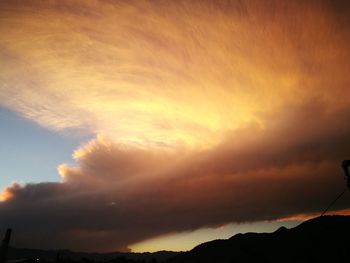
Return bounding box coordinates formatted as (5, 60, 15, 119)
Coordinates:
(1, 99, 350, 251)
(1, 0, 350, 252)
(1, 0, 349, 149)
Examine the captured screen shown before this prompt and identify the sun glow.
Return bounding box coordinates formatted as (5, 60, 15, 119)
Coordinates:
(277, 209, 350, 222)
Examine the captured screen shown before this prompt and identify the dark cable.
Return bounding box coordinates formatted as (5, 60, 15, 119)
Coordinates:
(321, 187, 349, 217)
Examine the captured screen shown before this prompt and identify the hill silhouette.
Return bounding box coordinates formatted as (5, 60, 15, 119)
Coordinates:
(168, 215, 350, 263)
(4, 215, 350, 263)
(5, 248, 177, 263)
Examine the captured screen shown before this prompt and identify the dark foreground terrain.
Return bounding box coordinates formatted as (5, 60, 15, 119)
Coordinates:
(169, 215, 350, 263)
(4, 215, 350, 263)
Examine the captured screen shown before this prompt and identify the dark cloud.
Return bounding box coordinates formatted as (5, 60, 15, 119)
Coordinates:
(1, 0, 350, 253)
(1, 99, 350, 252)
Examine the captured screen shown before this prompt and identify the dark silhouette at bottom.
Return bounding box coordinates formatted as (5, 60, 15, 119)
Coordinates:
(3, 216, 350, 263)
(0, 228, 12, 263)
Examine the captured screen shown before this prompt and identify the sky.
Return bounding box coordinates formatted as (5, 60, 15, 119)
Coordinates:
(0, 0, 350, 253)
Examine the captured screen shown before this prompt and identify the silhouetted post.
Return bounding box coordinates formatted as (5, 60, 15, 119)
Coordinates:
(0, 228, 12, 263)
(342, 160, 350, 188)
(56, 251, 61, 263)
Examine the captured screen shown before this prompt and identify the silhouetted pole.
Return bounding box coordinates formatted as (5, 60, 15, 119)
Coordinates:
(56, 251, 61, 263)
(341, 160, 350, 188)
(321, 160, 350, 216)
(0, 229, 12, 263)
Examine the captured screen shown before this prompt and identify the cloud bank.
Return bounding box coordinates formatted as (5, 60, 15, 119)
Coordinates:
(1, 100, 350, 251)
(0, 0, 350, 252)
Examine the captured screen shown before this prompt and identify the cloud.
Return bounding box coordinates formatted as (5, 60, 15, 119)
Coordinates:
(1, 0, 350, 252)
(1, 99, 350, 252)
(1, 0, 350, 148)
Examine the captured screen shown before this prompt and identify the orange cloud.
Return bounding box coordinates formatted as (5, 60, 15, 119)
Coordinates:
(1, 0, 350, 253)
(1, 100, 350, 251)
(0, 189, 13, 202)
(0, 183, 20, 202)
(1, 0, 349, 149)
(277, 209, 350, 222)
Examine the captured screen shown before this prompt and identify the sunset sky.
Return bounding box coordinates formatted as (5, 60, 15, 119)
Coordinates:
(1, 0, 350, 253)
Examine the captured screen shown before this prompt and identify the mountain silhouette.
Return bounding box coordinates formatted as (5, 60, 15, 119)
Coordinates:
(168, 215, 350, 263)
(4, 215, 350, 263)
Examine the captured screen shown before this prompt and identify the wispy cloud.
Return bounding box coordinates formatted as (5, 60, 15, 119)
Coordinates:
(1, 0, 349, 147)
(0, 0, 350, 252)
